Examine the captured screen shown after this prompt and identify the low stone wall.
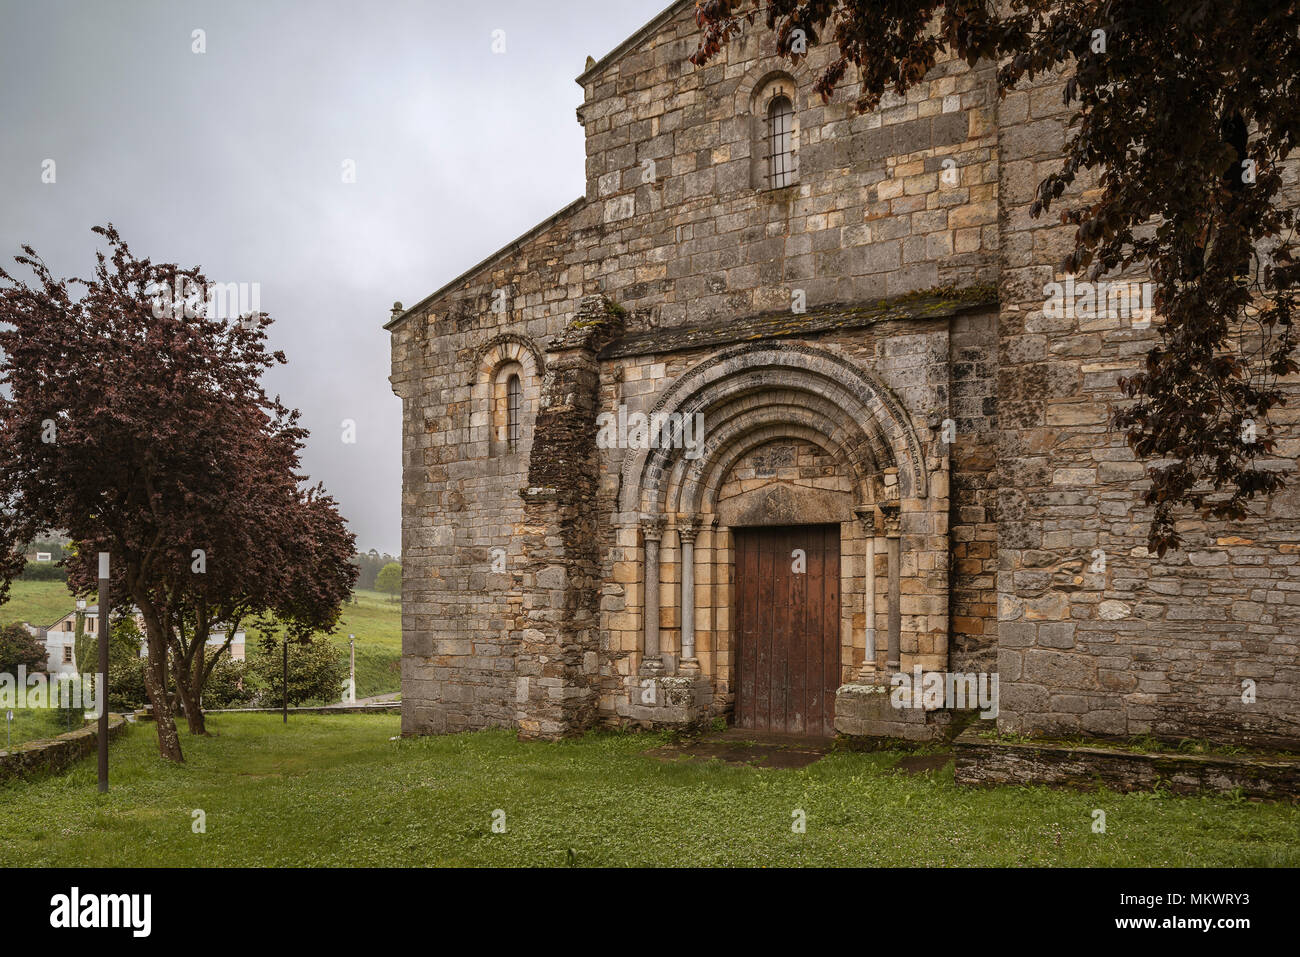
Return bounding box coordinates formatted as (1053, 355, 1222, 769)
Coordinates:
(953, 727, 1300, 800)
(0, 713, 127, 784)
(197, 703, 400, 716)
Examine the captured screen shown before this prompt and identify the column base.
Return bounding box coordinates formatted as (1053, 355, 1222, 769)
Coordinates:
(854, 661, 887, 685)
(624, 673, 712, 727)
(639, 656, 665, 676)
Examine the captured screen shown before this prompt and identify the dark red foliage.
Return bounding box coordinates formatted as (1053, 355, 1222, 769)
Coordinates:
(0, 225, 357, 759)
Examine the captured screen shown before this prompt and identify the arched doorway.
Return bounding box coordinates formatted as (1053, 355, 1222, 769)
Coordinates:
(615, 342, 946, 733)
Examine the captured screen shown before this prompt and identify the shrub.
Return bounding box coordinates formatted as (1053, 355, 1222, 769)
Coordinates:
(0, 621, 48, 674)
(247, 633, 346, 707)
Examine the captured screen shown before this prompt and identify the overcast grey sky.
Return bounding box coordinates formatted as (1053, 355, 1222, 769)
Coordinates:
(0, 0, 669, 554)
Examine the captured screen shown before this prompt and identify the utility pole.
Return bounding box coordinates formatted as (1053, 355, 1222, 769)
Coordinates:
(97, 552, 109, 793)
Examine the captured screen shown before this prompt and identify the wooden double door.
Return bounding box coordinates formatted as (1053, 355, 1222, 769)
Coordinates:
(733, 524, 841, 737)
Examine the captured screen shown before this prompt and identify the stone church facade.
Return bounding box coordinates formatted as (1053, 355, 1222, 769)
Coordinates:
(388, 1, 1300, 748)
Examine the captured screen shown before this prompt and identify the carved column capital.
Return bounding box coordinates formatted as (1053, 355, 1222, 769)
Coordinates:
(853, 504, 878, 533)
(879, 502, 902, 538)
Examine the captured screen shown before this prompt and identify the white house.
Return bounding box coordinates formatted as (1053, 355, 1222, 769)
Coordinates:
(28, 604, 246, 675)
(27, 602, 114, 678)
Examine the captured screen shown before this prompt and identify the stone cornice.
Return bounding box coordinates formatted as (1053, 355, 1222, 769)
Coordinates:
(598, 288, 998, 360)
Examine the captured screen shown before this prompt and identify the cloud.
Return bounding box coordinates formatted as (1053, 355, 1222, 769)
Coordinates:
(0, 0, 668, 553)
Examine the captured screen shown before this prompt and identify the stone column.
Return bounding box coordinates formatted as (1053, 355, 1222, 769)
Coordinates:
(678, 521, 700, 672)
(881, 503, 901, 673)
(641, 519, 665, 674)
(854, 505, 878, 680)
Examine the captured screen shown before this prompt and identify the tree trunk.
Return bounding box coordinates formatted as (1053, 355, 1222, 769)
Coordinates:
(138, 607, 184, 762)
(169, 628, 211, 736)
(141, 655, 184, 761)
(181, 662, 207, 735)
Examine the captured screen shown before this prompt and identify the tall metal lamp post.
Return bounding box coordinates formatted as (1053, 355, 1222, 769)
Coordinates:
(97, 551, 109, 793)
(282, 637, 288, 724)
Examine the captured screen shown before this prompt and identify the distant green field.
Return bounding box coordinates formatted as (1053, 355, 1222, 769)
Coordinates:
(0, 579, 78, 629)
(332, 589, 401, 698)
(1, 580, 402, 700)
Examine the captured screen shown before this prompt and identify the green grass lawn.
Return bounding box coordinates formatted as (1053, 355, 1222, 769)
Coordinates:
(0, 579, 77, 629)
(2, 707, 85, 748)
(1, 713, 1296, 867)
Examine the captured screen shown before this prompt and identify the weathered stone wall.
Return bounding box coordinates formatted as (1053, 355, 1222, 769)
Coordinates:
(514, 298, 624, 738)
(390, 0, 1296, 747)
(577, 1, 1000, 327)
(387, 214, 579, 734)
(390, 3, 1002, 737)
(954, 728, 1300, 799)
(949, 309, 1000, 672)
(994, 69, 1300, 749)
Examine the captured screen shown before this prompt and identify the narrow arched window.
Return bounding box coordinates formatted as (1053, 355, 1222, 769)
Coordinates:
(506, 374, 521, 452)
(768, 95, 794, 188)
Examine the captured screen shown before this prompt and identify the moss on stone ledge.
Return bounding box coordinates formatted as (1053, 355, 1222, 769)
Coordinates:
(600, 283, 998, 360)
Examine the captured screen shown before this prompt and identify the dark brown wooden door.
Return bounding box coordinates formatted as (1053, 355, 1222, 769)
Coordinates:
(733, 524, 841, 736)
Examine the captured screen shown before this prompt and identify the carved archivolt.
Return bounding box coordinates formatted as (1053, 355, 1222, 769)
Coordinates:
(474, 333, 545, 380)
(618, 343, 929, 517)
(473, 334, 542, 457)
